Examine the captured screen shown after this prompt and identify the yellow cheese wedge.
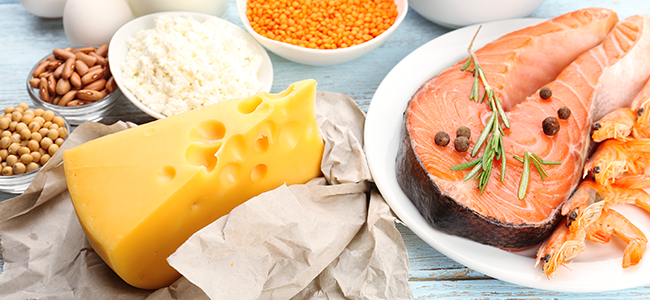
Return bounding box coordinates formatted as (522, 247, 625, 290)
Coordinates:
(63, 79, 324, 289)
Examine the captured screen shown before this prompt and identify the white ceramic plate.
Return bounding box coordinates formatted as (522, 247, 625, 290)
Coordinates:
(109, 11, 273, 119)
(365, 18, 650, 292)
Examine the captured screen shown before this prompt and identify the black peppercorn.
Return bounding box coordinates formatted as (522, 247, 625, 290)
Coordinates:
(557, 107, 571, 120)
(434, 131, 450, 147)
(638, 108, 645, 117)
(540, 87, 552, 100)
(456, 126, 471, 139)
(542, 117, 560, 135)
(454, 136, 470, 152)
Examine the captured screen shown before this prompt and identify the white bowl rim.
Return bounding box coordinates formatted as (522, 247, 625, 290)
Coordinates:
(236, 0, 409, 54)
(108, 11, 274, 120)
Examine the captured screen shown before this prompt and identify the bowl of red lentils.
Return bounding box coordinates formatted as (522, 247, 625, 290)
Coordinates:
(237, 0, 408, 66)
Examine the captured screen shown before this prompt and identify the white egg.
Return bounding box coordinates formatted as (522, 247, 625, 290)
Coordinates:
(20, 0, 67, 18)
(63, 0, 134, 46)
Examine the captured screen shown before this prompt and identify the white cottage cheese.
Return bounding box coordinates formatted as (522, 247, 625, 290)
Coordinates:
(121, 15, 263, 117)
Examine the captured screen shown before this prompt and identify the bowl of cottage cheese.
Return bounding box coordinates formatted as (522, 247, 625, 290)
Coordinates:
(109, 11, 273, 119)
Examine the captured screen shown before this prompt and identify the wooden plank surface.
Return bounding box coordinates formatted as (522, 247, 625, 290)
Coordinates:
(1, 0, 650, 298)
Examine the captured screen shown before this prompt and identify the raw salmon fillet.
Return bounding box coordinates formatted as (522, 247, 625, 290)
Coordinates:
(397, 9, 650, 249)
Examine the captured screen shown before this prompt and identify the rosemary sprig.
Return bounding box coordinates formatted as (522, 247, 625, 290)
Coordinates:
(451, 26, 511, 193)
(513, 150, 560, 199)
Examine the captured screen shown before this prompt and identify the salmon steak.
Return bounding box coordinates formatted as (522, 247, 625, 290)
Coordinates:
(396, 8, 650, 249)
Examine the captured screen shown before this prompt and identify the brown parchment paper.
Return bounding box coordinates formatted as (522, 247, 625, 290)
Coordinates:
(0, 91, 413, 300)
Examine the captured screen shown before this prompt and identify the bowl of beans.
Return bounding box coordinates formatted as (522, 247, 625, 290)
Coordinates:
(26, 45, 122, 125)
(0, 103, 70, 194)
(237, 0, 408, 66)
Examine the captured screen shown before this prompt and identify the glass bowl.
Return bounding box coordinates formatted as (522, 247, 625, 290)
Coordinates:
(0, 106, 71, 194)
(26, 49, 121, 125)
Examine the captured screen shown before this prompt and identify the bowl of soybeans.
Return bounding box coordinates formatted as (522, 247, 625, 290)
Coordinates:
(26, 45, 122, 125)
(0, 103, 70, 194)
(237, 0, 408, 66)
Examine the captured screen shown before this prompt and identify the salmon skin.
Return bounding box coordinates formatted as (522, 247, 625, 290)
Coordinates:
(397, 9, 650, 249)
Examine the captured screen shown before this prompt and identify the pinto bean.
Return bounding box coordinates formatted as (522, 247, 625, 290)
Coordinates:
(55, 78, 71, 95)
(105, 76, 117, 93)
(69, 72, 82, 88)
(75, 60, 89, 76)
(58, 91, 77, 106)
(81, 68, 104, 85)
(75, 52, 96, 67)
(52, 48, 76, 60)
(76, 89, 107, 101)
(61, 57, 76, 79)
(83, 79, 106, 91)
(32, 61, 48, 78)
(96, 44, 108, 57)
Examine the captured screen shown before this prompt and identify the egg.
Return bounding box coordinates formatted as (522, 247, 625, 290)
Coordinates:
(63, 0, 134, 46)
(19, 0, 67, 18)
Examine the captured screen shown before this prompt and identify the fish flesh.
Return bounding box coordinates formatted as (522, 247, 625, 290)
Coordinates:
(396, 9, 650, 249)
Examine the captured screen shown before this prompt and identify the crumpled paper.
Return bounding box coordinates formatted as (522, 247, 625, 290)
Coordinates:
(0, 91, 413, 300)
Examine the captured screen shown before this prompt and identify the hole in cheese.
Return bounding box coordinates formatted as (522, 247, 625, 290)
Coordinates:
(254, 135, 270, 153)
(258, 120, 277, 143)
(185, 143, 220, 172)
(157, 165, 176, 182)
(250, 163, 268, 183)
(189, 120, 226, 142)
(219, 163, 241, 187)
(237, 96, 263, 114)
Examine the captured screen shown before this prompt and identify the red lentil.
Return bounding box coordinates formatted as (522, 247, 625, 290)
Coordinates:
(246, 0, 398, 50)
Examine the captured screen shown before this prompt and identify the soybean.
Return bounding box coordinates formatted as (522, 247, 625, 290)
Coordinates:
(0, 104, 67, 176)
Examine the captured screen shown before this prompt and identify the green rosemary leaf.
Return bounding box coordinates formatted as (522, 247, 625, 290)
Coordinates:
(479, 171, 490, 194)
(500, 148, 506, 182)
(531, 152, 561, 165)
(482, 135, 496, 167)
(493, 94, 510, 128)
(472, 113, 495, 157)
(461, 56, 472, 71)
(513, 155, 524, 163)
(463, 162, 483, 181)
(518, 151, 530, 200)
(472, 72, 480, 102)
(450, 157, 481, 171)
(530, 156, 547, 181)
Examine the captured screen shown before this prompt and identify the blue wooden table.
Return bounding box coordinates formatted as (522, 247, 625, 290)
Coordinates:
(2, 0, 650, 298)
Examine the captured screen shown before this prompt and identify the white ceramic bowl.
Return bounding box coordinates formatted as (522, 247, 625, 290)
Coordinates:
(236, 0, 408, 66)
(409, 0, 546, 28)
(109, 11, 273, 120)
(126, 0, 229, 18)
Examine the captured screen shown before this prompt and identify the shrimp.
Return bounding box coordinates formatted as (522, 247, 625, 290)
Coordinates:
(561, 180, 605, 230)
(582, 139, 650, 187)
(631, 88, 650, 139)
(536, 182, 650, 277)
(535, 217, 586, 278)
(591, 108, 636, 142)
(585, 209, 647, 268)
